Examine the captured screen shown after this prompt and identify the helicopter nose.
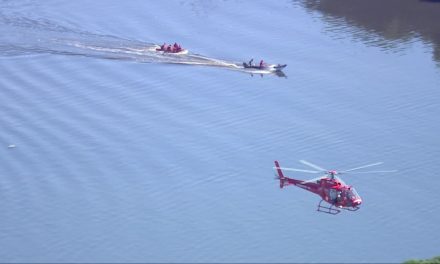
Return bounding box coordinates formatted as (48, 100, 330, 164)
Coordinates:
(353, 199, 362, 206)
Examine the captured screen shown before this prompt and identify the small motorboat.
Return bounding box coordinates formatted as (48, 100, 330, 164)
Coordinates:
(154, 43, 188, 55)
(243, 62, 287, 71)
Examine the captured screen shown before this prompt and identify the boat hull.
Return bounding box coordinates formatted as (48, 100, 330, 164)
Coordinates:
(243, 62, 287, 71)
(150, 45, 188, 55)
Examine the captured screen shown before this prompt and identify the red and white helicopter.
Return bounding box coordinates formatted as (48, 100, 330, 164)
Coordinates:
(274, 160, 396, 214)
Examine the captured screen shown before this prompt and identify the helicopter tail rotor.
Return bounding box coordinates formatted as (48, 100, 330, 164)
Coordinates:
(274, 161, 286, 188)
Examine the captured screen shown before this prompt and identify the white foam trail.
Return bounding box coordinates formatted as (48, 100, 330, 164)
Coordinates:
(1, 15, 283, 76)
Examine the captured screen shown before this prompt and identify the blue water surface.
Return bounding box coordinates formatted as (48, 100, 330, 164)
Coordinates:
(1, 1, 440, 262)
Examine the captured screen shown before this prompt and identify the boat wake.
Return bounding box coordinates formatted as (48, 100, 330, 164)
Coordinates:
(0, 13, 286, 77)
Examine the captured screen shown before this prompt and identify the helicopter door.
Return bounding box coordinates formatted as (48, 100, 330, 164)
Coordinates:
(329, 189, 337, 202)
(329, 189, 342, 203)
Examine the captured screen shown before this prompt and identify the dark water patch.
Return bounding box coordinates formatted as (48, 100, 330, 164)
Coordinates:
(299, 0, 440, 65)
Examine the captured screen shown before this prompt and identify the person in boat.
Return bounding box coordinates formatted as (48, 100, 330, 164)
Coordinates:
(157, 43, 166, 51)
(173, 42, 179, 52)
(248, 58, 254, 67)
(166, 45, 172, 52)
(259, 60, 264, 68)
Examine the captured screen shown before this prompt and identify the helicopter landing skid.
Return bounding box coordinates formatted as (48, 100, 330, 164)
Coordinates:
(341, 206, 360, 212)
(317, 200, 341, 215)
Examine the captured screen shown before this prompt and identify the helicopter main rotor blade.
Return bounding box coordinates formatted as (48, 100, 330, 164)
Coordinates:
(341, 162, 384, 173)
(274, 167, 321, 174)
(343, 170, 397, 174)
(299, 160, 327, 172)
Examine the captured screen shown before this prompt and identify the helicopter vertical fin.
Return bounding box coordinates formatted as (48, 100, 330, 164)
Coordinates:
(274, 160, 286, 188)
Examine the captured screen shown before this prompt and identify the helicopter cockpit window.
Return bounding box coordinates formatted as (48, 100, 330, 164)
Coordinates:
(346, 188, 360, 200)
